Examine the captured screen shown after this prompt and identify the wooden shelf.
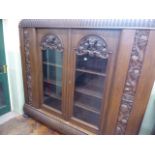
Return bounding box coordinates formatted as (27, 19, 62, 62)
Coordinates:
(75, 87, 102, 99)
(43, 79, 62, 87)
(44, 91, 61, 100)
(76, 68, 106, 77)
(43, 61, 62, 68)
(74, 101, 100, 115)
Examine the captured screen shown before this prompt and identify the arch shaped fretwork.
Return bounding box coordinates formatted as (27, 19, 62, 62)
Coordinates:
(75, 35, 111, 59)
(41, 34, 64, 52)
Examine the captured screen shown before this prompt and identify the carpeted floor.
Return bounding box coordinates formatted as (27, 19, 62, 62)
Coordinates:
(0, 116, 61, 135)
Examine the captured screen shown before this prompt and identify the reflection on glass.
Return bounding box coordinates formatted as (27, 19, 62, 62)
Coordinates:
(73, 54, 107, 127)
(0, 83, 5, 107)
(42, 49, 63, 111)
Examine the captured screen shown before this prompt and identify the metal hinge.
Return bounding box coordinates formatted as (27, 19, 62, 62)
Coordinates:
(0, 65, 7, 74)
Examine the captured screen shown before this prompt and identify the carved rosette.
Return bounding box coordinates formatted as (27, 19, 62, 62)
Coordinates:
(115, 30, 150, 134)
(41, 34, 64, 52)
(23, 29, 32, 105)
(75, 35, 110, 59)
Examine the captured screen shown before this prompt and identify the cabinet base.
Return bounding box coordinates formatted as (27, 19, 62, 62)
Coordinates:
(24, 104, 94, 135)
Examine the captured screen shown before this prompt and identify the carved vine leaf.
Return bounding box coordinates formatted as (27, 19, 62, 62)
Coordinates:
(75, 35, 110, 59)
(115, 30, 150, 135)
(41, 34, 64, 52)
(23, 29, 32, 105)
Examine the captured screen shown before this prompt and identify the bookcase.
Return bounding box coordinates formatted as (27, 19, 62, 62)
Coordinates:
(19, 19, 155, 134)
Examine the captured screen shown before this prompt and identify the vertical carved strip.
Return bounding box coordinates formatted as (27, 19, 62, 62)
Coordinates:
(23, 29, 32, 105)
(115, 30, 150, 134)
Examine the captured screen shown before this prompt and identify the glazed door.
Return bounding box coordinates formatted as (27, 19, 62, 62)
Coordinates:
(37, 29, 68, 118)
(68, 29, 121, 133)
(0, 19, 11, 115)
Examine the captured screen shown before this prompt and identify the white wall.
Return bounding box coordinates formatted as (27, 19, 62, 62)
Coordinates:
(2, 19, 24, 114)
(139, 82, 155, 134)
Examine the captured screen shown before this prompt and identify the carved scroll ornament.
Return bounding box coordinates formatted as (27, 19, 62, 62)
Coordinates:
(115, 30, 150, 134)
(41, 34, 64, 52)
(75, 35, 110, 59)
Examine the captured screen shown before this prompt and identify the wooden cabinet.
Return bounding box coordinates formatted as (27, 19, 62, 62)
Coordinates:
(19, 19, 155, 134)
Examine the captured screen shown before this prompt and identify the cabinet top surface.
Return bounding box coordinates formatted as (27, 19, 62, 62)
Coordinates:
(19, 19, 155, 29)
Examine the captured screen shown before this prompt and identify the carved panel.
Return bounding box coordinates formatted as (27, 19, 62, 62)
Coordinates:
(75, 35, 111, 59)
(41, 34, 64, 52)
(23, 29, 32, 105)
(115, 30, 150, 134)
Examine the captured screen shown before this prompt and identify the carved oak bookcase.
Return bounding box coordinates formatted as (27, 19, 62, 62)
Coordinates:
(19, 19, 155, 134)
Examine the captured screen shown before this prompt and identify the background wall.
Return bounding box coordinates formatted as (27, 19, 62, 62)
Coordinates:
(2, 19, 24, 114)
(139, 82, 155, 134)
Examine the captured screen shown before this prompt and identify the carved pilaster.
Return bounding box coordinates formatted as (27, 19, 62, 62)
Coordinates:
(115, 30, 150, 134)
(23, 29, 32, 105)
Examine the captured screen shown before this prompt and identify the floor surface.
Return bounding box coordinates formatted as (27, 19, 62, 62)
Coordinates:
(0, 115, 61, 135)
(0, 112, 19, 125)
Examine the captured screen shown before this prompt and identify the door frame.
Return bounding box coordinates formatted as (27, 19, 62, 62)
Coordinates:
(38, 29, 68, 119)
(0, 19, 11, 116)
(67, 29, 122, 134)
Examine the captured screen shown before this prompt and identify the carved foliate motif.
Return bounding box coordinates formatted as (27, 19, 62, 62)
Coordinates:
(75, 35, 110, 59)
(115, 30, 150, 134)
(23, 29, 32, 105)
(41, 34, 64, 52)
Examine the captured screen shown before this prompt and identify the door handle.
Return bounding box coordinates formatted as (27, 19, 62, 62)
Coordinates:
(0, 65, 7, 74)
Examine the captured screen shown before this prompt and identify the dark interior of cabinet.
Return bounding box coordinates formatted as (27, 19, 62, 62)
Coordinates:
(73, 54, 108, 127)
(76, 54, 108, 73)
(42, 49, 63, 111)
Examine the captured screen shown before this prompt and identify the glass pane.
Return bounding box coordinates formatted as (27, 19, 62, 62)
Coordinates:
(76, 54, 108, 73)
(42, 49, 63, 111)
(73, 54, 108, 127)
(0, 82, 6, 107)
